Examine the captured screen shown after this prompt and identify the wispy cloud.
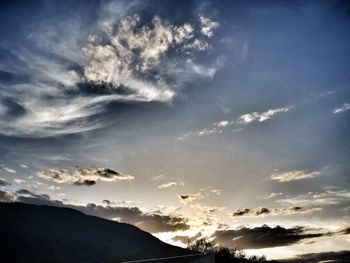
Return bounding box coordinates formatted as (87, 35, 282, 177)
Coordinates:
(1, 166, 16, 174)
(0, 13, 219, 138)
(179, 105, 292, 139)
(276, 189, 350, 206)
(333, 102, 350, 114)
(270, 170, 321, 182)
(259, 192, 283, 200)
(158, 181, 184, 189)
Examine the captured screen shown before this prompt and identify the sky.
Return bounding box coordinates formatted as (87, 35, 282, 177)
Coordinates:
(0, 0, 350, 260)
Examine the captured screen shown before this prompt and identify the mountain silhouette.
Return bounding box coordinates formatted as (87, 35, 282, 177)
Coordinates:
(0, 202, 187, 263)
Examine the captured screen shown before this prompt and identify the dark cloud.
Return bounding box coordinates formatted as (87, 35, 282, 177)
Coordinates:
(232, 206, 320, 217)
(9, 189, 189, 233)
(37, 167, 134, 185)
(172, 232, 202, 244)
(212, 225, 326, 249)
(0, 177, 10, 186)
(283, 250, 350, 263)
(337, 226, 350, 235)
(0, 189, 15, 202)
(74, 179, 96, 186)
(0, 98, 27, 120)
(233, 208, 251, 216)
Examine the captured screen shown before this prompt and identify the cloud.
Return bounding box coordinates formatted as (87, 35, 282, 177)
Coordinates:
(232, 206, 321, 217)
(9, 189, 190, 233)
(179, 105, 292, 139)
(333, 103, 350, 114)
(37, 167, 134, 186)
(284, 250, 350, 263)
(212, 225, 326, 249)
(82, 14, 218, 101)
(0, 13, 219, 138)
(211, 189, 221, 196)
(270, 170, 321, 182)
(0, 189, 15, 202)
(179, 192, 204, 204)
(1, 167, 16, 174)
(0, 177, 10, 186)
(14, 179, 26, 185)
(191, 204, 226, 214)
(276, 189, 350, 206)
(237, 106, 292, 124)
(158, 182, 178, 189)
(260, 192, 283, 200)
(199, 15, 219, 38)
(337, 226, 350, 235)
(172, 232, 202, 244)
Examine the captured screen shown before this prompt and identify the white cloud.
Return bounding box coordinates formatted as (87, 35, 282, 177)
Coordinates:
(238, 106, 292, 124)
(276, 189, 350, 206)
(270, 170, 321, 182)
(2, 167, 16, 174)
(0, 14, 219, 138)
(199, 15, 219, 38)
(14, 178, 26, 185)
(333, 103, 350, 114)
(83, 15, 219, 102)
(211, 189, 222, 196)
(158, 182, 178, 189)
(179, 105, 292, 139)
(260, 192, 283, 200)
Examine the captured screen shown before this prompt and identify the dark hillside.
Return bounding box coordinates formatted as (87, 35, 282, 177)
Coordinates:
(0, 202, 187, 263)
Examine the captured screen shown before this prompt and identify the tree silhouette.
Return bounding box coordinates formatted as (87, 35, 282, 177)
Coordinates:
(188, 238, 273, 262)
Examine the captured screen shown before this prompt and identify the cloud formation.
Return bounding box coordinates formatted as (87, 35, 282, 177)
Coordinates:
(237, 106, 292, 124)
(82, 14, 218, 103)
(270, 170, 321, 182)
(0, 12, 219, 137)
(333, 102, 350, 114)
(172, 232, 202, 244)
(0, 189, 15, 202)
(199, 16, 219, 38)
(276, 189, 350, 206)
(232, 206, 321, 217)
(285, 250, 350, 263)
(0, 177, 10, 186)
(1, 166, 16, 174)
(158, 182, 179, 189)
(37, 167, 134, 186)
(212, 225, 326, 249)
(179, 192, 204, 204)
(180, 105, 292, 139)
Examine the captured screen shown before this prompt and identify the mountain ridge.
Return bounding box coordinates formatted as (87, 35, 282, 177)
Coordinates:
(0, 202, 188, 263)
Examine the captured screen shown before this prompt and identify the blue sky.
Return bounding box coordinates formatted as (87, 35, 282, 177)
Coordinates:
(0, 0, 349, 259)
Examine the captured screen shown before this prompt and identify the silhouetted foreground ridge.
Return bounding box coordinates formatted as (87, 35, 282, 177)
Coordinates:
(0, 202, 187, 263)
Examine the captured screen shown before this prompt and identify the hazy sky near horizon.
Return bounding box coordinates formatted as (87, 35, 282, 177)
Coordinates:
(0, 0, 350, 260)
